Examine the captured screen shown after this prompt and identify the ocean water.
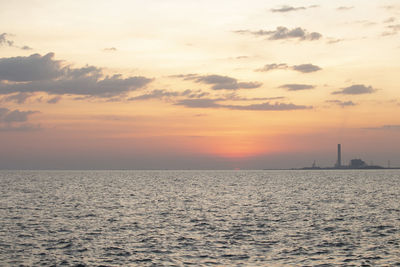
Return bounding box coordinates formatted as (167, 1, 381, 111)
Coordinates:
(0, 170, 399, 266)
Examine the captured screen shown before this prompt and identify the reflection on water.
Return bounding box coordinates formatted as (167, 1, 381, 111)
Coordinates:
(1, 170, 399, 266)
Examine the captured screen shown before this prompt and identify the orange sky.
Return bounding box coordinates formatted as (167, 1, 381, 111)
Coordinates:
(0, 0, 399, 169)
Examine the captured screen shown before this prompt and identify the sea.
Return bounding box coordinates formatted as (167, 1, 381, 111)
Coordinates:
(1, 170, 399, 266)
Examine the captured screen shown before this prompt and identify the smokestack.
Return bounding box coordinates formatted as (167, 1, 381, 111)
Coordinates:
(337, 144, 341, 168)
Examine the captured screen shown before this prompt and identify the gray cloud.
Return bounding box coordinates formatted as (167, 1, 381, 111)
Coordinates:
(0, 106, 40, 131)
(103, 47, 117, 52)
(0, 33, 33, 50)
(224, 102, 311, 111)
(292, 64, 322, 73)
(279, 84, 315, 91)
(0, 107, 38, 123)
(175, 98, 311, 111)
(0, 53, 153, 97)
(223, 93, 285, 101)
(332, 84, 377, 95)
(0, 53, 64, 82)
(270, 5, 319, 13)
(256, 63, 288, 72)
(337, 6, 354, 11)
(326, 100, 356, 107)
(0, 33, 14, 46)
(237, 27, 322, 41)
(1, 92, 33, 104)
(381, 5, 400, 11)
(256, 63, 321, 73)
(271, 6, 306, 12)
(175, 99, 222, 108)
(383, 24, 400, 36)
(176, 74, 262, 90)
(326, 38, 344, 44)
(47, 96, 62, 104)
(21, 45, 33, 50)
(128, 89, 209, 101)
(384, 17, 396, 24)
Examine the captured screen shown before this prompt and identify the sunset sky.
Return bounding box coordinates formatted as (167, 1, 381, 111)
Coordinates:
(1, 0, 399, 169)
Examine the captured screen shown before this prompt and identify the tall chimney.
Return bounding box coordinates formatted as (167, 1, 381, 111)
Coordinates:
(337, 144, 341, 168)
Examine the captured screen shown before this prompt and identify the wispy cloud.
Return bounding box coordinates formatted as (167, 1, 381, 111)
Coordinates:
(175, 99, 311, 111)
(326, 100, 356, 107)
(279, 84, 315, 91)
(256, 63, 321, 73)
(235, 26, 322, 41)
(174, 74, 262, 90)
(332, 84, 377, 95)
(382, 24, 400, 36)
(128, 89, 209, 101)
(47, 96, 62, 104)
(103, 47, 117, 52)
(383, 17, 396, 24)
(0, 106, 40, 131)
(1, 92, 34, 104)
(0, 33, 33, 50)
(270, 5, 319, 13)
(337, 6, 354, 11)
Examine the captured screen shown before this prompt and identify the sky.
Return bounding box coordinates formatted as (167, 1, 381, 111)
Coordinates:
(0, 0, 399, 169)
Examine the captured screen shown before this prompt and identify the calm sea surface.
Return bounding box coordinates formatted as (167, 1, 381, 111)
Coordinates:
(1, 170, 399, 266)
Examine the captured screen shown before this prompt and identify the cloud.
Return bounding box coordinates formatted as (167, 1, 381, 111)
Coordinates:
(270, 6, 306, 13)
(0, 108, 37, 123)
(326, 100, 356, 107)
(332, 84, 377, 95)
(0, 33, 33, 50)
(326, 38, 344, 44)
(175, 99, 311, 111)
(175, 74, 262, 90)
(224, 102, 311, 111)
(1, 92, 34, 104)
(223, 93, 285, 101)
(0, 53, 64, 82)
(21, 45, 33, 50)
(0, 33, 14, 46)
(256, 63, 321, 73)
(236, 27, 322, 41)
(128, 89, 209, 101)
(270, 5, 318, 13)
(175, 98, 222, 108)
(47, 96, 62, 104)
(292, 64, 322, 73)
(384, 17, 396, 24)
(337, 6, 354, 11)
(0, 53, 153, 97)
(381, 5, 400, 11)
(383, 24, 400, 36)
(279, 84, 315, 91)
(103, 47, 117, 52)
(0, 106, 40, 131)
(256, 63, 288, 72)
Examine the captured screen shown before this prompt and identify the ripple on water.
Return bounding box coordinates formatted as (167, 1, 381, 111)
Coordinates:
(0, 170, 399, 266)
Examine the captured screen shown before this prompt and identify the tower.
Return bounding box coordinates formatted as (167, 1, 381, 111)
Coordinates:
(336, 144, 341, 168)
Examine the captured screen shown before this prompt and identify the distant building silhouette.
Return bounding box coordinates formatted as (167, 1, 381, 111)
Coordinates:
(349, 159, 366, 168)
(335, 144, 342, 168)
(332, 144, 383, 169)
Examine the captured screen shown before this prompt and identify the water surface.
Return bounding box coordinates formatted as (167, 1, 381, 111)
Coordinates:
(1, 170, 399, 266)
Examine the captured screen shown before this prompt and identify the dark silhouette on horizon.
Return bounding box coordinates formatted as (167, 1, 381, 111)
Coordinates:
(302, 144, 386, 170)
